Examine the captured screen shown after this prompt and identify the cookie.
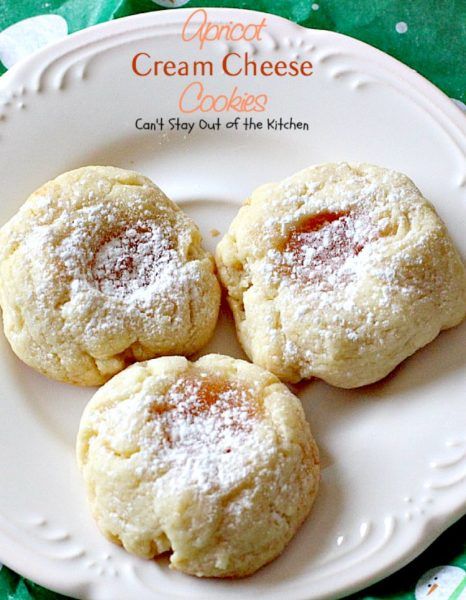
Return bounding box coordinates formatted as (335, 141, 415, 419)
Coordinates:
(0, 166, 220, 385)
(216, 163, 466, 387)
(76, 354, 319, 577)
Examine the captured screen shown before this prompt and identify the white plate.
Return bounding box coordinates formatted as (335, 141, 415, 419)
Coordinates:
(0, 8, 465, 600)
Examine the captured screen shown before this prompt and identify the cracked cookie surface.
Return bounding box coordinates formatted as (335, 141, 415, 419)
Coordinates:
(76, 354, 319, 577)
(0, 166, 220, 385)
(216, 163, 466, 387)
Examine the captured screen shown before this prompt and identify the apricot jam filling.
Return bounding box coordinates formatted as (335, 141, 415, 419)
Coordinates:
(150, 375, 260, 442)
(280, 211, 372, 283)
(89, 224, 172, 296)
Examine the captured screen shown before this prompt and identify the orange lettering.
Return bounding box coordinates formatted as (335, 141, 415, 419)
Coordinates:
(132, 52, 151, 76)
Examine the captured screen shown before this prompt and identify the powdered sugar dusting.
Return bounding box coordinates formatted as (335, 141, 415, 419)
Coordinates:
(279, 211, 377, 288)
(103, 374, 274, 497)
(258, 205, 404, 358)
(150, 376, 271, 495)
(0, 169, 221, 384)
(18, 191, 205, 325)
(90, 223, 177, 298)
(238, 164, 455, 376)
(0, 174, 221, 380)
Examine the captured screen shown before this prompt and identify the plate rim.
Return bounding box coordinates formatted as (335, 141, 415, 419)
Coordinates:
(1, 8, 465, 138)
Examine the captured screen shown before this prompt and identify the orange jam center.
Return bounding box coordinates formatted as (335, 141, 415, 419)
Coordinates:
(281, 211, 370, 282)
(89, 224, 171, 295)
(150, 375, 260, 433)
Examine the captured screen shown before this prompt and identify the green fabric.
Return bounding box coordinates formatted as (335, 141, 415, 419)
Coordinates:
(0, 566, 68, 600)
(0, 1, 465, 599)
